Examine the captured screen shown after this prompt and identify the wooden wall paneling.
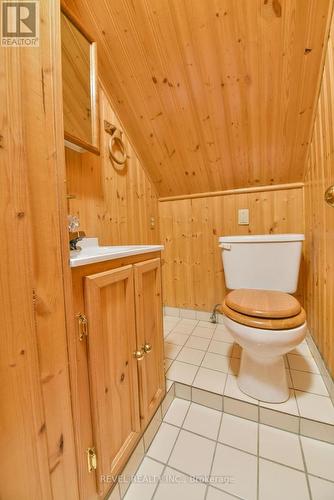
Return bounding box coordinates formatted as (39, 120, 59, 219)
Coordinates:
(160, 187, 304, 311)
(160, 197, 203, 310)
(63, 0, 332, 196)
(23, 1, 80, 498)
(304, 16, 334, 378)
(0, 42, 52, 500)
(1, 0, 79, 498)
(66, 87, 160, 245)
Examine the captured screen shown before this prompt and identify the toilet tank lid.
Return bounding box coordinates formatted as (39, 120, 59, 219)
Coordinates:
(219, 234, 305, 243)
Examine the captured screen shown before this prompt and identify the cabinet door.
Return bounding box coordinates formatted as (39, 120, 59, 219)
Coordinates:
(84, 266, 140, 495)
(134, 259, 165, 428)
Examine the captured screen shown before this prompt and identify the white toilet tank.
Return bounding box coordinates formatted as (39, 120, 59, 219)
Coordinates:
(219, 234, 304, 293)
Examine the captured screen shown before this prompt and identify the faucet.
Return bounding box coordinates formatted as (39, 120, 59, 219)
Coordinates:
(69, 231, 86, 251)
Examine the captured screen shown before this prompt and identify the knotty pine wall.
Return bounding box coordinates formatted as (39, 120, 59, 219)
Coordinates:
(1, 1, 79, 498)
(65, 88, 160, 245)
(159, 187, 304, 311)
(304, 19, 334, 378)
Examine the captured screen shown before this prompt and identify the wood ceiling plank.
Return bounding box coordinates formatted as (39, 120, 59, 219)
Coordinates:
(63, 0, 333, 196)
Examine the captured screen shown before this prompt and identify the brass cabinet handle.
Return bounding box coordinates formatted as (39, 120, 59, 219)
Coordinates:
(133, 349, 145, 360)
(134, 344, 152, 359)
(77, 313, 88, 341)
(325, 185, 334, 207)
(143, 343, 152, 353)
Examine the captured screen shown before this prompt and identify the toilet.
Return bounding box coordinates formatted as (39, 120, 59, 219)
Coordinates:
(218, 234, 307, 403)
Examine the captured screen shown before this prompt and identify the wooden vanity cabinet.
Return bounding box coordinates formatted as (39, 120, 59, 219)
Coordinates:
(69, 253, 165, 499)
(134, 259, 164, 429)
(84, 265, 141, 494)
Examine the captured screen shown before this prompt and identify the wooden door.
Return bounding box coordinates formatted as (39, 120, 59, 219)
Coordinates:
(84, 265, 140, 495)
(134, 259, 165, 428)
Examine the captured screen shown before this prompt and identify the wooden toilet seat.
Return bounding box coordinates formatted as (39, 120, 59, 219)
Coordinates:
(221, 289, 306, 330)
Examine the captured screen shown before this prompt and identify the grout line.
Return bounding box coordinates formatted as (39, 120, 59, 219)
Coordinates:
(168, 373, 334, 431)
(163, 316, 334, 479)
(199, 351, 237, 374)
(159, 413, 334, 482)
(169, 355, 232, 372)
(292, 387, 302, 423)
(162, 417, 259, 457)
(151, 398, 194, 500)
(205, 483, 244, 500)
(163, 400, 259, 497)
(204, 408, 225, 500)
(164, 409, 236, 497)
(294, 385, 332, 399)
(307, 472, 334, 485)
(127, 316, 333, 497)
(149, 428, 334, 488)
(164, 403, 326, 477)
(154, 461, 244, 500)
(125, 392, 334, 499)
(189, 361, 202, 388)
(258, 455, 306, 475)
(167, 325, 329, 408)
(124, 438, 164, 500)
(167, 329, 332, 407)
(224, 400, 259, 424)
(297, 392, 302, 434)
(298, 433, 313, 500)
(221, 358, 229, 412)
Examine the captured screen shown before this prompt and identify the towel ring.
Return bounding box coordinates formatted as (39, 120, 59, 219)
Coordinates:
(104, 120, 127, 166)
(108, 135, 127, 165)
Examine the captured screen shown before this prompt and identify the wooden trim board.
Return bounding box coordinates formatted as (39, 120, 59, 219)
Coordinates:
(159, 183, 304, 202)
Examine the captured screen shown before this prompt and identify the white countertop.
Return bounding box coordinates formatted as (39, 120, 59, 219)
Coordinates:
(70, 238, 164, 267)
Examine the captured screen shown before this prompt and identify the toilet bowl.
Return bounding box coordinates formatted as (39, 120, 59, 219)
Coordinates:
(221, 289, 307, 402)
(219, 234, 306, 403)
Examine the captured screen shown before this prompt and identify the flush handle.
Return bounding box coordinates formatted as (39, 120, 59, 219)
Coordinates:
(221, 243, 231, 250)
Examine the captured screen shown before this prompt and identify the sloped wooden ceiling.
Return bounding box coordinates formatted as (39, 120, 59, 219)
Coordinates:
(63, 0, 333, 197)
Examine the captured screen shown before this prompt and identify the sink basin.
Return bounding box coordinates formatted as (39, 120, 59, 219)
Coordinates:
(70, 238, 164, 267)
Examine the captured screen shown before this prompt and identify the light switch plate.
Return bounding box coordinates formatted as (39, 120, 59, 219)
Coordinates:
(238, 208, 249, 225)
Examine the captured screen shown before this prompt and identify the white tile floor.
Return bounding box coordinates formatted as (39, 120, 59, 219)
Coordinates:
(123, 398, 334, 500)
(163, 315, 334, 426)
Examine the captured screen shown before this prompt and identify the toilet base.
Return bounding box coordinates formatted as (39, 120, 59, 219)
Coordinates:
(237, 349, 289, 403)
